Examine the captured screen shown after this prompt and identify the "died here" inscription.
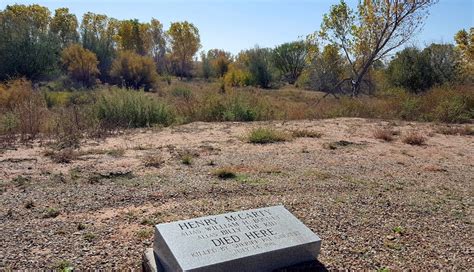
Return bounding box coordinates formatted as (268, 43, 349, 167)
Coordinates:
(153, 205, 321, 272)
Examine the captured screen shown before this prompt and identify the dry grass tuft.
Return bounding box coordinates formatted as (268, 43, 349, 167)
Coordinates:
(44, 148, 78, 164)
(291, 129, 322, 138)
(142, 154, 164, 168)
(402, 132, 426, 146)
(373, 128, 396, 142)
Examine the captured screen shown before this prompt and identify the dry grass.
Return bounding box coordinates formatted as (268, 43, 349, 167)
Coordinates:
(142, 154, 164, 168)
(402, 132, 427, 145)
(436, 125, 474, 136)
(373, 128, 396, 142)
(44, 148, 79, 164)
(291, 129, 322, 138)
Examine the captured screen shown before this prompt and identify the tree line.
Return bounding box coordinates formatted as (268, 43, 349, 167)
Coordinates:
(0, 2, 472, 94)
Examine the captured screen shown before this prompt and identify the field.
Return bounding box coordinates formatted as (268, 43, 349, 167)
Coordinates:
(1, 118, 472, 270)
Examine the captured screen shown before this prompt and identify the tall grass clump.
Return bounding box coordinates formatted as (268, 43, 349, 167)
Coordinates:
(197, 90, 273, 122)
(247, 127, 290, 144)
(95, 88, 174, 128)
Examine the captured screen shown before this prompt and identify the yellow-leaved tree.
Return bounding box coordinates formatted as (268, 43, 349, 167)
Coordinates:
(316, 0, 438, 97)
(167, 21, 201, 79)
(61, 44, 100, 87)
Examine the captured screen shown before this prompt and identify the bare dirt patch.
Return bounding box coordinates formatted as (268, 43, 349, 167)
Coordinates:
(1, 118, 472, 270)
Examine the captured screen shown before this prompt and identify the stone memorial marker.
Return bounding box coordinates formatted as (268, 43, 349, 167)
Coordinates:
(143, 205, 322, 272)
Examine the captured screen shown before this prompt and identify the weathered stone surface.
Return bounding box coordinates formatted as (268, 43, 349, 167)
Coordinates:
(152, 205, 321, 272)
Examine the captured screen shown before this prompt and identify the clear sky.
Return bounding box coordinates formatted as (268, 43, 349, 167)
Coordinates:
(1, 0, 473, 54)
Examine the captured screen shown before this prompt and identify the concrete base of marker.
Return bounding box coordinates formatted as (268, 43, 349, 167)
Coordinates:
(142, 248, 327, 272)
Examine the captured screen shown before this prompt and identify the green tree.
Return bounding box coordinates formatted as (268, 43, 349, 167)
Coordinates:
(241, 47, 275, 89)
(309, 44, 345, 94)
(50, 8, 78, 48)
(386, 47, 434, 92)
(423, 43, 460, 84)
(318, 0, 438, 96)
(110, 51, 159, 91)
(272, 41, 309, 84)
(200, 51, 213, 79)
(150, 18, 168, 74)
(61, 44, 100, 87)
(0, 4, 59, 80)
(80, 12, 118, 82)
(167, 21, 201, 79)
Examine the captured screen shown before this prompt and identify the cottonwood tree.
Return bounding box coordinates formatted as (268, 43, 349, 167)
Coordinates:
(318, 0, 438, 96)
(0, 4, 59, 80)
(50, 8, 79, 48)
(80, 12, 118, 82)
(455, 28, 474, 82)
(167, 21, 201, 79)
(309, 44, 345, 95)
(272, 41, 309, 84)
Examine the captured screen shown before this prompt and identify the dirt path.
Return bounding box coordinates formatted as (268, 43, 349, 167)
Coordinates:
(1, 118, 473, 270)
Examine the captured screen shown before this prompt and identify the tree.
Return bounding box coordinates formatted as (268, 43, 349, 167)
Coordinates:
(150, 18, 168, 74)
(50, 8, 78, 48)
(80, 12, 118, 82)
(61, 44, 100, 87)
(116, 19, 151, 56)
(110, 51, 158, 91)
(209, 49, 233, 78)
(318, 0, 438, 96)
(200, 51, 213, 79)
(272, 41, 309, 84)
(0, 4, 59, 80)
(240, 47, 275, 88)
(309, 44, 345, 94)
(455, 28, 474, 82)
(386, 47, 434, 92)
(167, 21, 201, 79)
(423, 43, 460, 84)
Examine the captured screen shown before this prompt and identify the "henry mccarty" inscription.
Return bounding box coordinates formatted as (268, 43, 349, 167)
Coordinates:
(178, 209, 272, 231)
(153, 205, 322, 272)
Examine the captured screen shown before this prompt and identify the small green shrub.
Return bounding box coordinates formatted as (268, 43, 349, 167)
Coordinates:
(181, 154, 193, 165)
(433, 95, 472, 123)
(247, 127, 290, 144)
(43, 208, 60, 218)
(96, 88, 175, 128)
(213, 167, 237, 179)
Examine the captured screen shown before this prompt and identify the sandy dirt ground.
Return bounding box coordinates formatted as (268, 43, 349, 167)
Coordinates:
(0, 118, 473, 270)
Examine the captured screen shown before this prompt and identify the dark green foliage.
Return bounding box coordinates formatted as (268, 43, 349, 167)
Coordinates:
(0, 5, 60, 80)
(243, 47, 275, 89)
(386, 44, 461, 93)
(308, 44, 345, 93)
(272, 41, 308, 84)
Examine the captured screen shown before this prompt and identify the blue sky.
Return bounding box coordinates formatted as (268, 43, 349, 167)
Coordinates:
(1, 0, 473, 54)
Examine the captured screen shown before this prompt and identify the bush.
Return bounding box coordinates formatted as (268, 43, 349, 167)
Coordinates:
(171, 87, 193, 101)
(61, 44, 100, 87)
(197, 91, 272, 122)
(95, 88, 174, 128)
(110, 51, 159, 91)
(223, 66, 252, 87)
(373, 128, 395, 142)
(213, 167, 237, 179)
(402, 132, 426, 145)
(247, 127, 290, 144)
